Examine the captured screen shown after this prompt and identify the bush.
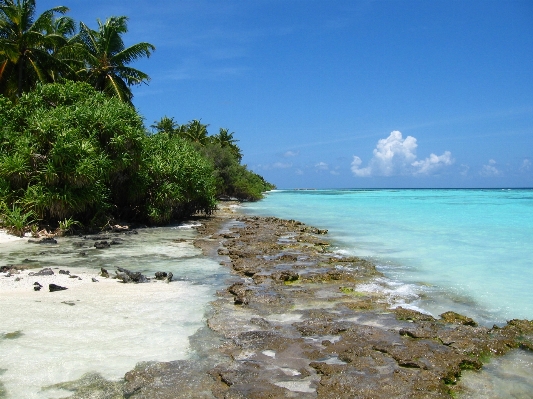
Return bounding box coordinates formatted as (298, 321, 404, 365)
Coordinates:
(0, 81, 216, 228)
(137, 133, 216, 224)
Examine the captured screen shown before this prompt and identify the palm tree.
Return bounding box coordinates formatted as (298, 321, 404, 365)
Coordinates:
(151, 116, 178, 135)
(182, 119, 209, 145)
(75, 16, 155, 104)
(0, 0, 73, 99)
(213, 128, 242, 160)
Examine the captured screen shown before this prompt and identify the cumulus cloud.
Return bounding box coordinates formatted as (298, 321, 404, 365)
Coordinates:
(480, 159, 502, 177)
(412, 151, 454, 175)
(351, 131, 454, 177)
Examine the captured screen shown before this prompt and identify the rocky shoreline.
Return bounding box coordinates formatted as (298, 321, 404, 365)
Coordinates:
(121, 204, 533, 398)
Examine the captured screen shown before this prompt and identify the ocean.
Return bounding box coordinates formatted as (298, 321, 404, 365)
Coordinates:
(241, 189, 533, 325)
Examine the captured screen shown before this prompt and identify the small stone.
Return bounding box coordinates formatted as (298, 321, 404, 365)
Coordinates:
(92, 277, 99, 282)
(49, 284, 68, 292)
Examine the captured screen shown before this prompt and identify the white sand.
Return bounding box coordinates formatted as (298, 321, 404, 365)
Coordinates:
(0, 230, 29, 244)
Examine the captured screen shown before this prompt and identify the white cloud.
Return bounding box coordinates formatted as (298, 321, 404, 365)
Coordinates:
(315, 162, 329, 170)
(412, 151, 454, 175)
(351, 156, 371, 177)
(272, 162, 292, 169)
(480, 159, 502, 177)
(295, 169, 304, 175)
(284, 150, 299, 157)
(351, 131, 454, 177)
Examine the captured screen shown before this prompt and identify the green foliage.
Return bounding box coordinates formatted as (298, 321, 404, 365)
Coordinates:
(75, 16, 155, 104)
(0, 81, 218, 227)
(150, 115, 275, 201)
(198, 141, 274, 201)
(0, 0, 74, 99)
(138, 133, 216, 224)
(0, 204, 36, 237)
(57, 217, 81, 236)
(0, 81, 144, 224)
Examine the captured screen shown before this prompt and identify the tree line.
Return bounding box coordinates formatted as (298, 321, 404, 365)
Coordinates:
(0, 1, 274, 236)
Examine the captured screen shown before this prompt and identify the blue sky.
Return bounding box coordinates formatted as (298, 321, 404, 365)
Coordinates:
(39, 0, 533, 188)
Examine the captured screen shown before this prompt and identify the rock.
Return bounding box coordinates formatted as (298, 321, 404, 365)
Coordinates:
(92, 277, 99, 282)
(440, 311, 477, 327)
(166, 272, 173, 283)
(94, 241, 110, 249)
(49, 284, 67, 292)
(59, 270, 70, 275)
(28, 237, 57, 244)
(155, 271, 168, 280)
(29, 268, 54, 276)
(33, 282, 42, 291)
(111, 238, 124, 245)
(271, 270, 299, 282)
(100, 267, 109, 278)
(115, 267, 148, 283)
(69, 275, 78, 278)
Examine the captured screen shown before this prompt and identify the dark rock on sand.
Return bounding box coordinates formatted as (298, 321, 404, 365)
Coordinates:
(49, 284, 67, 292)
(29, 268, 54, 276)
(115, 267, 148, 283)
(59, 270, 70, 275)
(28, 237, 57, 244)
(33, 282, 42, 291)
(100, 267, 109, 278)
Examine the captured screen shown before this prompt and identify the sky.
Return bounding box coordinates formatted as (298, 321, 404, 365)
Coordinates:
(38, 0, 533, 188)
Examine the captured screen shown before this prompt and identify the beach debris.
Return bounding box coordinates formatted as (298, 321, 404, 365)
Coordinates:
(111, 224, 129, 232)
(115, 267, 148, 283)
(92, 277, 99, 282)
(49, 284, 67, 292)
(33, 282, 42, 291)
(94, 241, 110, 249)
(100, 267, 109, 278)
(61, 301, 76, 306)
(2, 330, 23, 340)
(29, 268, 54, 276)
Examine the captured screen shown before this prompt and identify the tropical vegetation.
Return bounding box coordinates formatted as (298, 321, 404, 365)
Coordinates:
(0, 1, 274, 236)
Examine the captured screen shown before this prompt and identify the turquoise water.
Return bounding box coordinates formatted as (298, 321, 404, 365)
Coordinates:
(242, 189, 533, 324)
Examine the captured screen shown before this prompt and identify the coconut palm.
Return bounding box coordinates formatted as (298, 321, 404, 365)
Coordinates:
(182, 119, 209, 145)
(212, 128, 242, 160)
(75, 16, 155, 104)
(0, 0, 73, 99)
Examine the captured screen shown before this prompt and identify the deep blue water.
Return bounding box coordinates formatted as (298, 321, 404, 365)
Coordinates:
(242, 189, 533, 324)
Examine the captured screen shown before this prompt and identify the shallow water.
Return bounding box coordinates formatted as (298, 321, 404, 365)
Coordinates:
(242, 189, 533, 397)
(242, 189, 533, 324)
(0, 225, 228, 399)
